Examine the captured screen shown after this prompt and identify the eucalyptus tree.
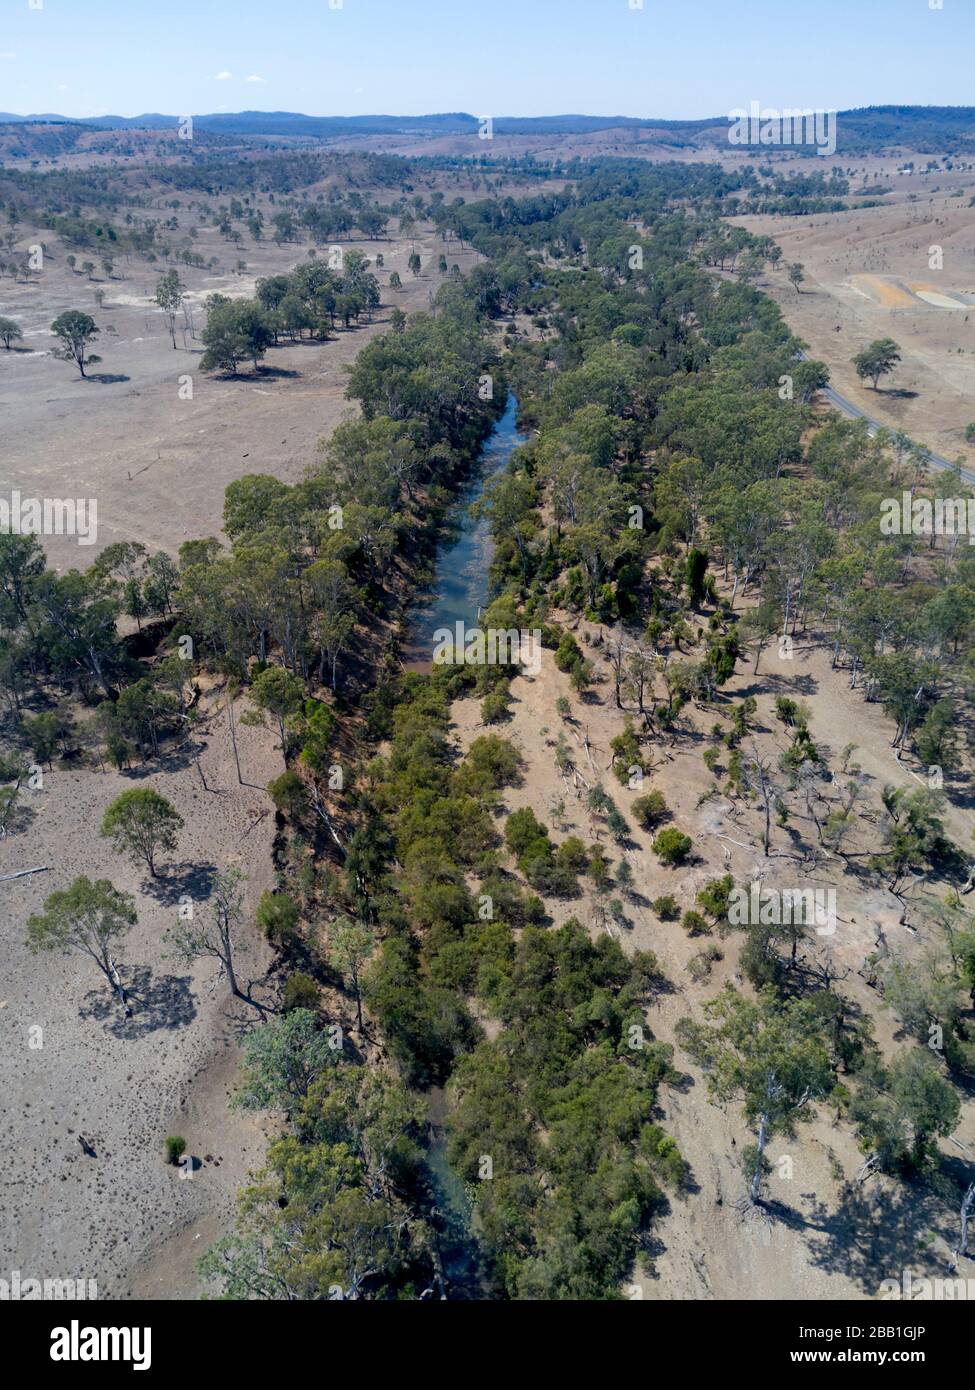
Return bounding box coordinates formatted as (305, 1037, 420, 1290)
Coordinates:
(27, 877, 137, 1014)
(676, 987, 832, 1204)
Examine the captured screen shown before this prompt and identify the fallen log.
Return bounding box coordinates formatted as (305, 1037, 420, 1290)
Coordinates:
(0, 865, 51, 883)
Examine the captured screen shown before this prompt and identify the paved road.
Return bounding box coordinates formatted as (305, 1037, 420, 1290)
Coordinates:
(799, 353, 975, 485)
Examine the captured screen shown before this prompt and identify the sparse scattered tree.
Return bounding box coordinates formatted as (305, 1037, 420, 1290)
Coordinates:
(27, 876, 136, 1013)
(677, 987, 832, 1203)
(854, 338, 901, 391)
(50, 310, 100, 378)
(100, 787, 183, 878)
(0, 315, 22, 349)
(155, 269, 185, 349)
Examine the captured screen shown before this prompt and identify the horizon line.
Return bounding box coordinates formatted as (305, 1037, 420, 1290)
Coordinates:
(5, 103, 975, 125)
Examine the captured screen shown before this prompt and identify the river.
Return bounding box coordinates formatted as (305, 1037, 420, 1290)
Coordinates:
(402, 393, 528, 1294)
(403, 392, 528, 665)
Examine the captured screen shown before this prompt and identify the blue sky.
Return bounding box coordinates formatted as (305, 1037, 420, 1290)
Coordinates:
(0, 0, 971, 120)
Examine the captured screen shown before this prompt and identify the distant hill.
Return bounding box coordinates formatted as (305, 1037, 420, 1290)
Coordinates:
(3, 106, 975, 155)
(0, 111, 666, 136)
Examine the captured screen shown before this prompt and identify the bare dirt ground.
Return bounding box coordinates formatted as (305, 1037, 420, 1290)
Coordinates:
(736, 162, 975, 465)
(0, 689, 284, 1299)
(448, 613, 975, 1300)
(0, 215, 476, 570)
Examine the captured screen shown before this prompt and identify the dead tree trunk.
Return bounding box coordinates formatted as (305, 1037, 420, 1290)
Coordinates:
(957, 1182, 975, 1261)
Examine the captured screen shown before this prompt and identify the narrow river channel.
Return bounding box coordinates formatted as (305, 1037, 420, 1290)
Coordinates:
(403, 392, 529, 664)
(401, 392, 529, 1294)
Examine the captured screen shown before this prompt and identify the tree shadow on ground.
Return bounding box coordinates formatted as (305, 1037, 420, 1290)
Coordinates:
(799, 1179, 958, 1293)
(216, 961, 283, 1033)
(777, 672, 820, 698)
(141, 860, 217, 906)
(224, 987, 276, 1032)
(254, 364, 300, 379)
(117, 739, 206, 780)
(79, 964, 196, 1038)
(0, 801, 37, 838)
(84, 373, 130, 385)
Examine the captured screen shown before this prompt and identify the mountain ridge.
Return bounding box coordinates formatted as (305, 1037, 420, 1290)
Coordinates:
(3, 106, 975, 155)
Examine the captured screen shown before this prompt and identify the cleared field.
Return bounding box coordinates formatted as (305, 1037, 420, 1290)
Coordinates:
(737, 166, 975, 463)
(0, 215, 475, 571)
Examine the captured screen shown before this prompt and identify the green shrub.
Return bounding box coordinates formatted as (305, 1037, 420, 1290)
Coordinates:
(653, 828, 692, 865)
(105, 731, 134, 770)
(685, 547, 709, 605)
(611, 720, 645, 784)
(696, 875, 734, 923)
(267, 770, 308, 817)
(606, 806, 630, 842)
(555, 835, 588, 872)
(639, 1122, 688, 1187)
(681, 910, 711, 936)
(653, 894, 680, 921)
(481, 689, 511, 724)
(568, 659, 594, 693)
(774, 696, 798, 725)
(587, 845, 611, 887)
(282, 971, 320, 1012)
(164, 1135, 186, 1166)
(554, 632, 583, 673)
(523, 848, 579, 898)
(463, 734, 523, 788)
(505, 807, 549, 857)
(631, 790, 669, 830)
(256, 890, 300, 947)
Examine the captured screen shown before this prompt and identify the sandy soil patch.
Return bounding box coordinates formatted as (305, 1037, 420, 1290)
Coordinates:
(851, 274, 919, 309)
(912, 289, 969, 309)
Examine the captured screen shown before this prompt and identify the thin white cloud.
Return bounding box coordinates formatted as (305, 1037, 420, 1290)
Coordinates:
(0, 52, 16, 60)
(245, 74, 265, 83)
(213, 70, 233, 81)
